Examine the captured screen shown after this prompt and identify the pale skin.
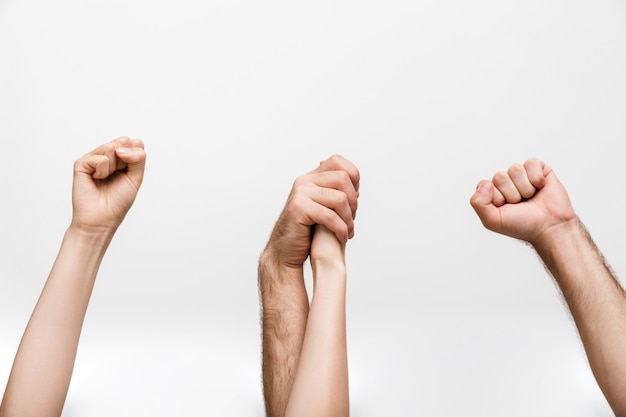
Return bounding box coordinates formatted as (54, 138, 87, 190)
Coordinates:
(0, 137, 146, 417)
(284, 224, 349, 417)
(258, 154, 359, 417)
(470, 158, 626, 416)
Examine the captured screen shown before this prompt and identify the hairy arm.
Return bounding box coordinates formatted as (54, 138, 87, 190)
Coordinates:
(533, 221, 626, 414)
(259, 254, 310, 417)
(470, 159, 626, 415)
(284, 224, 349, 417)
(259, 155, 359, 417)
(0, 138, 146, 417)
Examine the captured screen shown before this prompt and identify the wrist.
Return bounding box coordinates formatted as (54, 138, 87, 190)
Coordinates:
(311, 257, 346, 278)
(531, 217, 596, 287)
(531, 217, 582, 251)
(65, 223, 116, 251)
(259, 247, 305, 284)
(70, 212, 122, 237)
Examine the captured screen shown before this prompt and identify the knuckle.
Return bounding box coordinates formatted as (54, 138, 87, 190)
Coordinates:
(292, 175, 309, 189)
(336, 191, 348, 206)
(508, 163, 524, 176)
(103, 142, 116, 152)
(328, 154, 344, 164)
(322, 209, 341, 230)
(492, 171, 509, 185)
(337, 170, 351, 184)
(525, 158, 541, 167)
(287, 194, 307, 214)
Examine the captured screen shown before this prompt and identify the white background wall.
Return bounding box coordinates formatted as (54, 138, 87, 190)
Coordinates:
(1, 0, 625, 415)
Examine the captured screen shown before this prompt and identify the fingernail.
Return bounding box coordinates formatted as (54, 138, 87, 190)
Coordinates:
(477, 181, 492, 193)
(116, 148, 131, 154)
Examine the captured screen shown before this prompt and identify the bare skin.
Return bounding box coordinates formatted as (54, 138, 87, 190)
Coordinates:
(284, 224, 349, 417)
(258, 155, 359, 417)
(470, 159, 626, 416)
(0, 137, 146, 417)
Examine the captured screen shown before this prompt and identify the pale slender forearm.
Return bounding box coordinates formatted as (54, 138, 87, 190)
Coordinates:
(285, 262, 348, 417)
(533, 219, 626, 415)
(259, 250, 310, 417)
(0, 226, 113, 417)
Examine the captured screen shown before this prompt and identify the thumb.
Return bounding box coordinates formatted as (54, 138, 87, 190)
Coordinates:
(74, 154, 110, 180)
(115, 147, 147, 189)
(470, 180, 501, 231)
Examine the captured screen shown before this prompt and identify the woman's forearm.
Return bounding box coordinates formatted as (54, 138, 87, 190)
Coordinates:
(0, 226, 113, 417)
(285, 262, 349, 417)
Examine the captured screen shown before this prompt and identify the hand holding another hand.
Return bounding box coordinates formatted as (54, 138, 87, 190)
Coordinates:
(265, 154, 359, 269)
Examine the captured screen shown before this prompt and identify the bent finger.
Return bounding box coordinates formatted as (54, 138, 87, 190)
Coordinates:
(310, 187, 354, 238)
(469, 180, 501, 231)
(309, 154, 360, 191)
(288, 190, 353, 242)
(492, 170, 522, 204)
(115, 147, 147, 189)
(306, 170, 358, 218)
(87, 140, 121, 176)
(508, 163, 536, 199)
(310, 204, 351, 243)
(524, 159, 549, 190)
(75, 154, 111, 180)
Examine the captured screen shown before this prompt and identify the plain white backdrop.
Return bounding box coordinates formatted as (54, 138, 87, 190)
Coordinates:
(1, 0, 625, 415)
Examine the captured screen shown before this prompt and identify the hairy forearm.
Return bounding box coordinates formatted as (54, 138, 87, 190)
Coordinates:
(0, 226, 113, 417)
(258, 250, 309, 417)
(284, 260, 349, 417)
(533, 219, 626, 415)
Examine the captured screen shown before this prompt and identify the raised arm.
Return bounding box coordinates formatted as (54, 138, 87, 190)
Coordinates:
(284, 224, 349, 417)
(258, 154, 359, 417)
(0, 137, 146, 417)
(470, 159, 626, 415)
